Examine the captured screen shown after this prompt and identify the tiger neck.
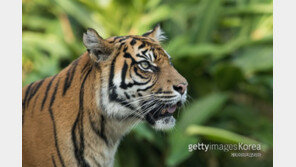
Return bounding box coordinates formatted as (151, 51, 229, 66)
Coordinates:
(80, 53, 136, 163)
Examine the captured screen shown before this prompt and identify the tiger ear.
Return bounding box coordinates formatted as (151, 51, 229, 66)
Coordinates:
(142, 24, 166, 42)
(83, 28, 114, 62)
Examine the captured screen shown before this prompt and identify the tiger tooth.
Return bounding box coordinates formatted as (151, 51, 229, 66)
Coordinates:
(161, 109, 166, 114)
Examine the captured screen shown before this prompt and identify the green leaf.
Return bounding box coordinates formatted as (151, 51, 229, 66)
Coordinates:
(54, 0, 101, 29)
(22, 32, 70, 57)
(133, 123, 155, 142)
(178, 92, 229, 129)
(212, 64, 244, 90)
(195, 0, 222, 43)
(166, 130, 198, 167)
(233, 46, 273, 76)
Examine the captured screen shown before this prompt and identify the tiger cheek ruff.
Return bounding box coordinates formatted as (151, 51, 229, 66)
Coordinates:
(22, 25, 188, 167)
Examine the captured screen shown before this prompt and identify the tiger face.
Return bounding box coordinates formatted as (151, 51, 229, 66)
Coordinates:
(83, 25, 188, 130)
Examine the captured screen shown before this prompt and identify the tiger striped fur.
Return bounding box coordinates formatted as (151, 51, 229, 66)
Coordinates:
(22, 25, 188, 167)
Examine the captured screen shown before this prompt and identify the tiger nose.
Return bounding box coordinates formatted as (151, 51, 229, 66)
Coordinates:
(173, 83, 188, 95)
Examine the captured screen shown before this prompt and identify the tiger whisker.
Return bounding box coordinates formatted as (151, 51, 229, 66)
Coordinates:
(118, 100, 155, 122)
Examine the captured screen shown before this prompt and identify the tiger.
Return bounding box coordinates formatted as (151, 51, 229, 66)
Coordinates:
(22, 24, 188, 167)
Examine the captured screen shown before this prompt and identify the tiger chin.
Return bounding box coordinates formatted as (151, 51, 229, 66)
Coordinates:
(22, 24, 188, 167)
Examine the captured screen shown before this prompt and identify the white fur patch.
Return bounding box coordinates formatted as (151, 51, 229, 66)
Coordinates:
(154, 26, 167, 42)
(153, 116, 176, 130)
(164, 50, 171, 59)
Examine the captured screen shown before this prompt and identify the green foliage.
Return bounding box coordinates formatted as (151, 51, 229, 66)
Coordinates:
(166, 93, 229, 166)
(23, 0, 273, 166)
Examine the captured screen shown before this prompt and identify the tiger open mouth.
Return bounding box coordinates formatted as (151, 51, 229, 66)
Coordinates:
(144, 101, 182, 126)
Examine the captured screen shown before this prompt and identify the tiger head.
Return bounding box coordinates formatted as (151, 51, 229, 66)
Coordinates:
(83, 25, 188, 130)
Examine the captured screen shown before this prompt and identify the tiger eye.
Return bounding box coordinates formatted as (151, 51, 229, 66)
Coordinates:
(140, 61, 149, 69)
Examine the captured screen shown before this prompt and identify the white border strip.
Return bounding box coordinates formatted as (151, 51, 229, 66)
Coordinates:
(274, 0, 296, 166)
(0, 0, 22, 166)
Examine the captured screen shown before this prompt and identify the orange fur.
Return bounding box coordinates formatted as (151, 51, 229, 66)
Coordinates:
(22, 28, 187, 167)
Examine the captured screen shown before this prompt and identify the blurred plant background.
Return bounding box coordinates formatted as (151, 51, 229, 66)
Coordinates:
(23, 0, 273, 166)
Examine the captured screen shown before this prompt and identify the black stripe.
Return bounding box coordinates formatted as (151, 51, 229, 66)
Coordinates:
(155, 91, 173, 94)
(120, 61, 128, 89)
(23, 82, 33, 110)
(147, 51, 153, 61)
(111, 36, 122, 43)
(52, 155, 57, 167)
(133, 37, 156, 44)
(63, 66, 71, 95)
(152, 48, 157, 60)
(88, 114, 109, 146)
(63, 59, 79, 96)
(81, 61, 90, 74)
(99, 115, 108, 145)
(41, 75, 57, 111)
(118, 42, 125, 51)
(49, 79, 59, 107)
(119, 55, 151, 89)
(22, 82, 34, 125)
(31, 94, 39, 117)
(136, 82, 156, 92)
(72, 67, 93, 167)
(120, 61, 151, 89)
(142, 31, 153, 37)
(123, 46, 128, 52)
(27, 79, 44, 106)
(48, 79, 66, 167)
(136, 53, 147, 60)
(109, 53, 119, 86)
(150, 65, 159, 72)
(130, 39, 136, 45)
(141, 49, 148, 56)
(123, 53, 137, 65)
(156, 88, 162, 93)
(108, 54, 117, 100)
(134, 67, 148, 79)
(138, 43, 145, 49)
(119, 38, 126, 42)
(108, 53, 135, 110)
(114, 36, 122, 40)
(124, 92, 130, 99)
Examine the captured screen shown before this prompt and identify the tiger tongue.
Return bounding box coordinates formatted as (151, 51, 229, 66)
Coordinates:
(167, 105, 177, 114)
